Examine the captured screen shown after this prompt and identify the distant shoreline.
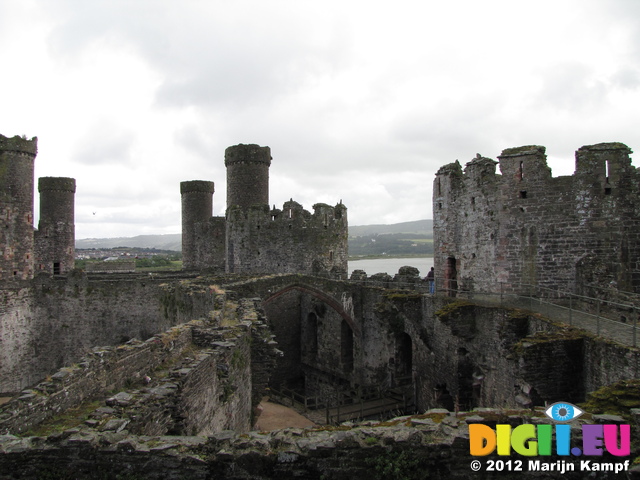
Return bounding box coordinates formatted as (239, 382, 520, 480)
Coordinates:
(349, 254, 433, 261)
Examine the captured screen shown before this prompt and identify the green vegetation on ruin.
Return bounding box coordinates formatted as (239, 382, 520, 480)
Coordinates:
(434, 300, 474, 320)
(21, 400, 102, 437)
(580, 379, 640, 416)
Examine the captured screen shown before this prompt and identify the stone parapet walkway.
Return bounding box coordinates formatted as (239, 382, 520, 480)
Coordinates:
(456, 291, 639, 348)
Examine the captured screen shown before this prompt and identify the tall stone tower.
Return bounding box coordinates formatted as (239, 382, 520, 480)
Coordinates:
(225, 144, 271, 209)
(34, 177, 76, 275)
(180, 180, 224, 271)
(0, 134, 37, 281)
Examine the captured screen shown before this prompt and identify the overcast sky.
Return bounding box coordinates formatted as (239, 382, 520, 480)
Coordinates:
(2, 0, 640, 239)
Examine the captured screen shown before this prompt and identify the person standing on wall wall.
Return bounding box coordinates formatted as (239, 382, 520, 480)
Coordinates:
(426, 267, 435, 294)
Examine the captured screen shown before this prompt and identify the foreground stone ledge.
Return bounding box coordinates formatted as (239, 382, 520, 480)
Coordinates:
(1, 408, 637, 479)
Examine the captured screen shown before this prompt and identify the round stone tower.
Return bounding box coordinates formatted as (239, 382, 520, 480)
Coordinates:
(35, 177, 76, 275)
(180, 180, 215, 270)
(0, 134, 38, 281)
(225, 144, 271, 209)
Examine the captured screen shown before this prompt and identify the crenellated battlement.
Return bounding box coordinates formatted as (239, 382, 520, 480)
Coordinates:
(180, 180, 215, 194)
(436, 143, 636, 188)
(0, 134, 37, 156)
(224, 143, 272, 167)
(182, 144, 348, 276)
(433, 142, 640, 297)
(228, 200, 347, 227)
(38, 177, 76, 193)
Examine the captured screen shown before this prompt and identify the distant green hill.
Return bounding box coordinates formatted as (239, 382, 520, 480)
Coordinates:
(348, 220, 433, 257)
(348, 219, 433, 237)
(76, 234, 181, 251)
(75, 219, 434, 254)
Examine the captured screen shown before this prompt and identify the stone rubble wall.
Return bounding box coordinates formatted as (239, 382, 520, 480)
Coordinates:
(0, 293, 279, 439)
(0, 272, 220, 394)
(0, 408, 636, 479)
(0, 323, 194, 435)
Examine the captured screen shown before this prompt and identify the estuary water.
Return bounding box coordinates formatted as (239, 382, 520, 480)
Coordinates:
(348, 257, 434, 277)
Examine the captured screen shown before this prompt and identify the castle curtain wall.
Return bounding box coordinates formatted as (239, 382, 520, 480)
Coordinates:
(433, 143, 640, 297)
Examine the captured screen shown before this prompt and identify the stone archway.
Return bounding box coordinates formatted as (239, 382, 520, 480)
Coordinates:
(263, 283, 358, 334)
(261, 283, 359, 392)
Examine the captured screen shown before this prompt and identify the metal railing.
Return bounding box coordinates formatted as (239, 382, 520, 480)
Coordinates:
(270, 379, 414, 425)
(432, 278, 640, 348)
(318, 271, 640, 347)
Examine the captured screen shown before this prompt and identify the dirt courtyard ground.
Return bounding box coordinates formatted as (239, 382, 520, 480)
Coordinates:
(253, 397, 316, 431)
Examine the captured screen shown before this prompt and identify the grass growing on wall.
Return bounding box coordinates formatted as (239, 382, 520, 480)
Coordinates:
(21, 400, 102, 437)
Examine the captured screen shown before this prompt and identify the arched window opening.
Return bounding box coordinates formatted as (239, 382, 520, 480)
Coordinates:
(445, 257, 458, 297)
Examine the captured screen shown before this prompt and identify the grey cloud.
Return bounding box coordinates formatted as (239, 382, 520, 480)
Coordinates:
(72, 122, 135, 166)
(611, 67, 640, 90)
(174, 125, 219, 160)
(389, 109, 500, 164)
(534, 62, 607, 111)
(44, 1, 353, 112)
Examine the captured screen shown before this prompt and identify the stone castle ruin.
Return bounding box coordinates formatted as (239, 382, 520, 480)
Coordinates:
(433, 143, 640, 300)
(181, 144, 348, 276)
(2, 134, 640, 478)
(0, 135, 76, 280)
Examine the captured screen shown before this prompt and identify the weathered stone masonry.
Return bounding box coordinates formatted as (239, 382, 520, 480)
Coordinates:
(0, 292, 277, 437)
(0, 135, 37, 281)
(4, 132, 640, 478)
(2, 276, 640, 478)
(181, 144, 348, 276)
(34, 177, 76, 276)
(0, 134, 76, 280)
(0, 272, 222, 393)
(433, 143, 640, 298)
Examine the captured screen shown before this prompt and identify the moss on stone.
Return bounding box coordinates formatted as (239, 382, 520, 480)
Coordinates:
(580, 379, 640, 416)
(20, 400, 102, 437)
(383, 291, 422, 301)
(434, 300, 473, 321)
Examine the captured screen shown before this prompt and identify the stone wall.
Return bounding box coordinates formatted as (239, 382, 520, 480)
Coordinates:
(2, 272, 640, 478)
(181, 144, 348, 276)
(225, 201, 348, 276)
(216, 274, 640, 414)
(433, 143, 640, 298)
(0, 295, 277, 437)
(262, 288, 303, 388)
(83, 259, 136, 273)
(226, 273, 640, 413)
(402, 297, 640, 411)
(0, 272, 219, 394)
(0, 323, 194, 435)
(0, 408, 635, 479)
(0, 285, 37, 391)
